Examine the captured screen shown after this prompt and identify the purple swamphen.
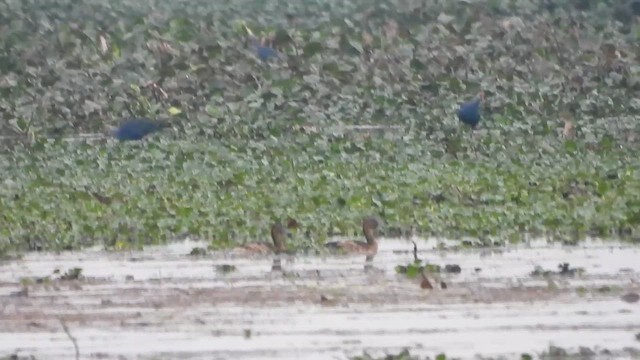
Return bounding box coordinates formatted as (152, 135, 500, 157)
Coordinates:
(257, 44, 277, 62)
(457, 91, 485, 129)
(111, 118, 170, 141)
(250, 37, 278, 62)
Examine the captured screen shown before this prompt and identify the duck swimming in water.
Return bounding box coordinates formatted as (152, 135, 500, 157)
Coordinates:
(325, 217, 379, 256)
(233, 222, 287, 255)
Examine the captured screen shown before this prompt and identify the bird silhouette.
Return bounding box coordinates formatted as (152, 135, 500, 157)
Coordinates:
(257, 45, 277, 62)
(325, 217, 380, 256)
(110, 118, 170, 141)
(457, 92, 485, 129)
(250, 37, 278, 62)
(233, 222, 288, 255)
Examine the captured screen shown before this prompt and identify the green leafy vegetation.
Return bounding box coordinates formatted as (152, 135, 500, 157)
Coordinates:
(351, 351, 457, 360)
(58, 267, 84, 281)
(530, 263, 586, 277)
(216, 264, 237, 274)
(189, 247, 208, 256)
(351, 349, 421, 360)
(0, 0, 639, 254)
(349, 346, 640, 360)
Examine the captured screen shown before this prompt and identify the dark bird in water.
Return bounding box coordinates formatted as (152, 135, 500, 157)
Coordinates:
(111, 118, 170, 141)
(325, 217, 380, 256)
(457, 92, 485, 129)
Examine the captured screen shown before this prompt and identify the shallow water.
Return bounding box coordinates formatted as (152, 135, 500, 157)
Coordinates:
(1, 237, 639, 359)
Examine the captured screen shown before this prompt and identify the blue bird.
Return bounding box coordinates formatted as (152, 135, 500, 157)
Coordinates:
(110, 118, 170, 141)
(457, 92, 485, 129)
(251, 37, 278, 62)
(257, 44, 277, 62)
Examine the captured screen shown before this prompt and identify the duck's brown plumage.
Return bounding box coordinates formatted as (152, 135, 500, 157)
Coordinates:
(234, 222, 287, 255)
(325, 217, 379, 256)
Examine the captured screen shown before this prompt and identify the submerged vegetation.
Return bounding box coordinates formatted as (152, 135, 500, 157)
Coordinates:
(350, 346, 640, 360)
(0, 0, 639, 253)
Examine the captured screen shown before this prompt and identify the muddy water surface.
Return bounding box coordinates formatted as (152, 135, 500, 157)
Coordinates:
(1, 238, 639, 359)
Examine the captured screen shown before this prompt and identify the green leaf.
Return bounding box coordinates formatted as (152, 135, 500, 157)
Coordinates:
(303, 41, 323, 58)
(168, 106, 182, 115)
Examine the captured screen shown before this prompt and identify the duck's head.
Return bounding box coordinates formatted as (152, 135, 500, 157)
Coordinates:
(271, 222, 287, 252)
(362, 217, 379, 243)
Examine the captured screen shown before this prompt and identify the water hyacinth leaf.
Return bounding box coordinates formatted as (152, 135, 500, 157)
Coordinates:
(0, 0, 639, 255)
(168, 107, 182, 115)
(303, 41, 323, 58)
